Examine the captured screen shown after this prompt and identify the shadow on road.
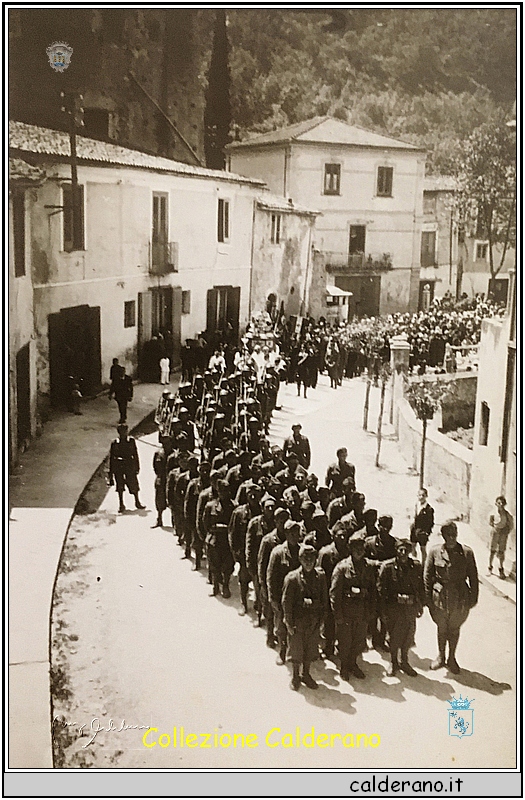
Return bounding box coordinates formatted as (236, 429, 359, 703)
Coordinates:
(447, 668, 512, 696)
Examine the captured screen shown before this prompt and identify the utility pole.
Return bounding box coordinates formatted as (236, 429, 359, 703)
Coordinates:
(60, 91, 84, 250)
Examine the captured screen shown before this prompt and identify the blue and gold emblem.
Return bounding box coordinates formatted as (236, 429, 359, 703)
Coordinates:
(46, 42, 73, 72)
(447, 694, 474, 738)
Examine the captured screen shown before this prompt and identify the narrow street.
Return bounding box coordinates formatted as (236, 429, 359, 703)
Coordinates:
(51, 375, 515, 770)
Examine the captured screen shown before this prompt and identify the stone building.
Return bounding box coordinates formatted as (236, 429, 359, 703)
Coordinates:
(470, 269, 516, 569)
(9, 8, 210, 165)
(9, 121, 318, 466)
(250, 195, 319, 321)
(226, 116, 427, 317)
(419, 176, 458, 308)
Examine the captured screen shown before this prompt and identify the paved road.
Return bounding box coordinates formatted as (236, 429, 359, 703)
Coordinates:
(51, 376, 516, 769)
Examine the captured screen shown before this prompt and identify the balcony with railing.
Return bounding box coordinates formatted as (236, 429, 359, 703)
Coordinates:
(323, 251, 393, 274)
(149, 241, 179, 276)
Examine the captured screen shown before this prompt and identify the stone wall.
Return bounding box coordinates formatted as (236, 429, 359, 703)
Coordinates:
(398, 396, 472, 519)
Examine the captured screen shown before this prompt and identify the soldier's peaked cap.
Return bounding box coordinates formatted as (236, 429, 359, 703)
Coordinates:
(395, 538, 412, 550)
(348, 531, 366, 546)
(299, 543, 317, 558)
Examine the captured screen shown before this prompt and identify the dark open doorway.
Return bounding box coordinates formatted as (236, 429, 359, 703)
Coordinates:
(48, 304, 102, 407)
(16, 342, 31, 447)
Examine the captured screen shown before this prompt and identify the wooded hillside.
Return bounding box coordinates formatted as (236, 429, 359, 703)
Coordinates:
(226, 8, 516, 173)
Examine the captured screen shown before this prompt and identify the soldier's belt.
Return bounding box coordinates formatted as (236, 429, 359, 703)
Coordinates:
(344, 587, 366, 598)
(396, 594, 414, 605)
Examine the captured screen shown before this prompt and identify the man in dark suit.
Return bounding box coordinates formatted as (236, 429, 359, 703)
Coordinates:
(410, 488, 435, 567)
(283, 423, 311, 470)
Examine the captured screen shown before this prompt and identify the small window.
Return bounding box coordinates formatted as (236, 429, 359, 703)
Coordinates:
(476, 242, 488, 261)
(421, 231, 437, 267)
(377, 166, 393, 197)
(83, 108, 111, 139)
(182, 290, 191, 315)
(13, 189, 26, 277)
(217, 198, 230, 243)
(423, 193, 437, 215)
(324, 163, 341, 195)
(124, 300, 136, 328)
(271, 213, 282, 244)
(63, 184, 85, 251)
(479, 401, 490, 446)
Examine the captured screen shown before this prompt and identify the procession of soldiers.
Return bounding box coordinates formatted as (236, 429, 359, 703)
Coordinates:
(108, 313, 480, 693)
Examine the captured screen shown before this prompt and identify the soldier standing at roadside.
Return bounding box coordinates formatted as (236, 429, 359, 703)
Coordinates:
(282, 544, 328, 691)
(377, 539, 425, 676)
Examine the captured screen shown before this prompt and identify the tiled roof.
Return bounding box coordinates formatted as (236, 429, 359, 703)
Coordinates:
(256, 192, 320, 216)
(9, 121, 266, 186)
(424, 175, 457, 192)
(9, 156, 45, 183)
(226, 116, 423, 151)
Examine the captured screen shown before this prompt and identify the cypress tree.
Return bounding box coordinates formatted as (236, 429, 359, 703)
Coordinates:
(204, 9, 231, 170)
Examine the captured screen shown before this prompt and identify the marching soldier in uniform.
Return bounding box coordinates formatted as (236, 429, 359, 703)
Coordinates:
(152, 435, 173, 528)
(203, 479, 235, 598)
(267, 520, 302, 667)
(424, 521, 479, 674)
(108, 424, 146, 513)
(365, 514, 397, 650)
(325, 447, 356, 498)
(282, 543, 328, 691)
(228, 483, 262, 616)
(283, 423, 311, 470)
(377, 538, 425, 676)
(317, 522, 349, 659)
(330, 532, 376, 681)
(184, 461, 211, 570)
(258, 507, 290, 648)
(246, 494, 276, 626)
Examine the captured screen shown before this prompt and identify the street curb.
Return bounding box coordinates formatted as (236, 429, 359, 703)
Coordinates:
(477, 572, 516, 605)
(48, 399, 160, 768)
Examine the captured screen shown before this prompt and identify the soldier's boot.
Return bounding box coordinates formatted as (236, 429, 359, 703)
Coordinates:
(350, 661, 366, 680)
(117, 492, 126, 513)
(239, 586, 249, 616)
(446, 632, 461, 674)
(151, 514, 163, 528)
(222, 578, 231, 599)
(210, 576, 220, 597)
(276, 645, 287, 666)
(266, 633, 276, 649)
(301, 663, 318, 690)
(134, 494, 146, 510)
(193, 556, 201, 571)
(290, 664, 301, 691)
(431, 631, 447, 670)
(399, 650, 417, 677)
(387, 657, 400, 677)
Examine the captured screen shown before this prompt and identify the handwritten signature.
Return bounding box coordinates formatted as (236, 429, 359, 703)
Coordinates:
(53, 716, 150, 748)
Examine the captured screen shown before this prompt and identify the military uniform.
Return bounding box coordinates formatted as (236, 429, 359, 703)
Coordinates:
(424, 541, 478, 670)
(267, 541, 301, 658)
(228, 503, 255, 611)
(203, 497, 235, 596)
(245, 513, 273, 618)
(184, 476, 206, 567)
(377, 556, 424, 672)
(282, 566, 328, 667)
(109, 436, 140, 497)
(317, 540, 347, 657)
(325, 461, 356, 498)
(330, 555, 376, 678)
(283, 434, 311, 470)
(257, 528, 285, 645)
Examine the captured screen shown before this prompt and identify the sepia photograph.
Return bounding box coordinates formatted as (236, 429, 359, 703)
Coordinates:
(7, 3, 518, 790)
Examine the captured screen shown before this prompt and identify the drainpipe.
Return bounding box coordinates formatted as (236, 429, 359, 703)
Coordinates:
(283, 146, 291, 197)
(248, 198, 257, 320)
(301, 219, 313, 317)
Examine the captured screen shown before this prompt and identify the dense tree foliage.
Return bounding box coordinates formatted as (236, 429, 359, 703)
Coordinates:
(226, 8, 516, 173)
(454, 115, 516, 277)
(204, 9, 231, 169)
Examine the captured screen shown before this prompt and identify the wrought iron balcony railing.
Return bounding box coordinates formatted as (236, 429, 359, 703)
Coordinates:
(323, 251, 393, 273)
(149, 241, 179, 275)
